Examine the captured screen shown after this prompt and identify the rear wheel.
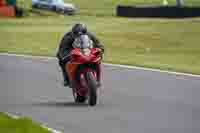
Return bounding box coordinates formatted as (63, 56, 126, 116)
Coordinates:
(75, 95, 87, 103)
(73, 91, 87, 103)
(85, 72, 98, 106)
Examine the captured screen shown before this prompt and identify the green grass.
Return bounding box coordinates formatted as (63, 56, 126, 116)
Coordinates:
(0, 112, 51, 133)
(16, 0, 200, 17)
(1, 0, 200, 74)
(66, 0, 200, 16)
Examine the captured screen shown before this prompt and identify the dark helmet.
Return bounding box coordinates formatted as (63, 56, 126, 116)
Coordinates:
(72, 23, 87, 37)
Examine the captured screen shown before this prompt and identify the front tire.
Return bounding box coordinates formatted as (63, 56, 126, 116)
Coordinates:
(85, 72, 98, 106)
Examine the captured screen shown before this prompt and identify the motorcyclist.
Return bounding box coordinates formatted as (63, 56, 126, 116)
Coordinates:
(56, 23, 104, 86)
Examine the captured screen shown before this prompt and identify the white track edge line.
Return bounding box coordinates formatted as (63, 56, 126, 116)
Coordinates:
(42, 125, 62, 133)
(104, 63, 200, 78)
(4, 112, 62, 133)
(4, 112, 20, 119)
(1, 52, 200, 78)
(0, 53, 56, 60)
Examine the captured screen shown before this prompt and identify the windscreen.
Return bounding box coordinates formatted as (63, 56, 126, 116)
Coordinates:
(72, 35, 93, 49)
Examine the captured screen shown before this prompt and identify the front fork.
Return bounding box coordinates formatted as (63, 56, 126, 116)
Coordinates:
(96, 63, 101, 84)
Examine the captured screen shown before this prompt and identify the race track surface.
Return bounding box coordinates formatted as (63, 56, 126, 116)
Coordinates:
(0, 55, 200, 133)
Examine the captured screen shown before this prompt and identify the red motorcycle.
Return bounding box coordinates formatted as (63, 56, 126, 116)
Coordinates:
(65, 35, 102, 106)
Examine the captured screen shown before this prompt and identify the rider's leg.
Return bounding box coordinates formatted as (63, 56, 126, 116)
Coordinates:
(59, 60, 69, 86)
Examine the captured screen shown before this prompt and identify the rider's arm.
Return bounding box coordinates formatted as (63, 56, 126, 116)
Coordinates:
(87, 32, 104, 53)
(57, 33, 73, 60)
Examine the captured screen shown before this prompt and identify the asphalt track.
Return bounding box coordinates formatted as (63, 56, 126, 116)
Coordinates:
(0, 55, 200, 133)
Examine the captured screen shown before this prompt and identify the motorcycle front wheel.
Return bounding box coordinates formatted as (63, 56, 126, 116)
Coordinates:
(85, 71, 98, 106)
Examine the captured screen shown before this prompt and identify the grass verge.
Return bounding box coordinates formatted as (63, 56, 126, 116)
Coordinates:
(0, 112, 51, 133)
(17, 0, 200, 17)
(1, 0, 200, 75)
(1, 16, 200, 74)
